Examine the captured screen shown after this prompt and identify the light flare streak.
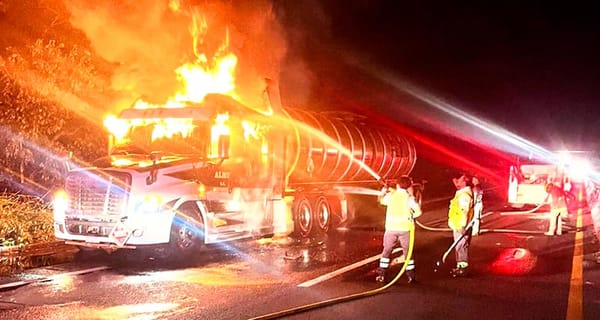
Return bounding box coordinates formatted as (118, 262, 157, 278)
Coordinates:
(382, 74, 556, 162)
(352, 61, 600, 184)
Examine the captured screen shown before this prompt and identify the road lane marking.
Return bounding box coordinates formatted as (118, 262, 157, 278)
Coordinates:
(0, 265, 110, 290)
(297, 248, 403, 287)
(565, 208, 583, 320)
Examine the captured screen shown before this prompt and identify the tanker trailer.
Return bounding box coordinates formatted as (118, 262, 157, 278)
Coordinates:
(280, 108, 417, 236)
(53, 94, 416, 256)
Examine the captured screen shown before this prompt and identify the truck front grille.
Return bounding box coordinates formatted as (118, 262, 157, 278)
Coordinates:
(63, 170, 131, 236)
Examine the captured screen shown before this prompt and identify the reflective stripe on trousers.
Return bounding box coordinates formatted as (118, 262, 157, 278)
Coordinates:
(379, 257, 390, 269)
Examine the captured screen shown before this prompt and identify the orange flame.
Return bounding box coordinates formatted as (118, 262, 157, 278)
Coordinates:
(106, 8, 238, 143)
(210, 113, 230, 158)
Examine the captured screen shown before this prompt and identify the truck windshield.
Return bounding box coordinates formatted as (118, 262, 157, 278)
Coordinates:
(111, 121, 209, 157)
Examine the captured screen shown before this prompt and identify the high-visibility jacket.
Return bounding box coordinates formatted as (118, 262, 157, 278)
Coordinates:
(448, 186, 474, 230)
(380, 188, 422, 232)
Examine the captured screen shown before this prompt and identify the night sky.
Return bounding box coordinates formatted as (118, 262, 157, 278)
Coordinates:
(276, 1, 600, 154)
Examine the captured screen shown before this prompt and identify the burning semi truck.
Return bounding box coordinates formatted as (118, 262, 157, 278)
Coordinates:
(52, 94, 416, 256)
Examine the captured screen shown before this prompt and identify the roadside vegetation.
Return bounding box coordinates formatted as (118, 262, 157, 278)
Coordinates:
(0, 194, 61, 274)
(0, 1, 114, 274)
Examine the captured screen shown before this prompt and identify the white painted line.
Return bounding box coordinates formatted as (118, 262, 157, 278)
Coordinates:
(297, 248, 403, 287)
(0, 265, 110, 290)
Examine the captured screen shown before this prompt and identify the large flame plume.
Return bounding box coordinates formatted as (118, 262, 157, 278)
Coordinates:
(66, 0, 287, 141)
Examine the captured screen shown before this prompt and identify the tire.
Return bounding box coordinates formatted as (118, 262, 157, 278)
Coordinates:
(293, 196, 313, 237)
(169, 203, 205, 257)
(312, 196, 331, 234)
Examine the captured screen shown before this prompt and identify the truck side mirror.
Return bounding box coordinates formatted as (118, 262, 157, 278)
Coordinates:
(218, 135, 230, 159)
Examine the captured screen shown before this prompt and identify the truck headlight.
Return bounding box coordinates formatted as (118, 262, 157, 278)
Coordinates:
(53, 189, 69, 219)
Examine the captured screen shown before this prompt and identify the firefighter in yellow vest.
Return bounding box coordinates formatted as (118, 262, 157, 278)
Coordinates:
(448, 174, 474, 277)
(375, 176, 422, 283)
(545, 180, 567, 236)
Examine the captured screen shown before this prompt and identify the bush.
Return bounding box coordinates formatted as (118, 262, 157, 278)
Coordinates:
(0, 194, 54, 246)
(0, 193, 56, 274)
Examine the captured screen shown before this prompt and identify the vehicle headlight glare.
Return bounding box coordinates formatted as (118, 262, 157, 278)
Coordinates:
(53, 189, 69, 218)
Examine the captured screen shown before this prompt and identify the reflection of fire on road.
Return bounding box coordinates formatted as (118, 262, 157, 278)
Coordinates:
(488, 248, 537, 276)
(42, 302, 189, 320)
(122, 263, 284, 287)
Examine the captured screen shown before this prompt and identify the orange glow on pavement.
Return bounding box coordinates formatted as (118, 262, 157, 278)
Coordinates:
(122, 264, 283, 287)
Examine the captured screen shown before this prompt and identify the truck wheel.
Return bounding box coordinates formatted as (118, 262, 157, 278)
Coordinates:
(312, 196, 331, 233)
(293, 197, 313, 237)
(170, 206, 205, 256)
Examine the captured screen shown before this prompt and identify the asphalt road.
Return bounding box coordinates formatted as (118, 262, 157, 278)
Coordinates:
(1, 190, 600, 320)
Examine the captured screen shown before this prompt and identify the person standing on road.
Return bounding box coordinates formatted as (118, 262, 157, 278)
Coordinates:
(584, 179, 600, 263)
(448, 174, 474, 277)
(545, 179, 568, 236)
(471, 176, 484, 236)
(375, 176, 422, 284)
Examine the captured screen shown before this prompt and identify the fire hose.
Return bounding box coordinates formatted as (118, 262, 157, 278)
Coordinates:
(416, 191, 550, 233)
(249, 184, 548, 319)
(248, 222, 415, 320)
(433, 217, 476, 272)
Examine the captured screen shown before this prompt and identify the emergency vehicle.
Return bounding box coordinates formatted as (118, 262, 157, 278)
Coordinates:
(52, 93, 417, 257)
(508, 150, 592, 211)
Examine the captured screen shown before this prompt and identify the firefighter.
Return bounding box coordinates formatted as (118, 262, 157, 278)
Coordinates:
(471, 176, 483, 236)
(448, 174, 474, 277)
(545, 180, 568, 236)
(375, 176, 422, 284)
(584, 179, 600, 263)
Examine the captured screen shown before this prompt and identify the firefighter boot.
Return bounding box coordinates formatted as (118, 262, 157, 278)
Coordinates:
(375, 267, 386, 283)
(406, 269, 416, 284)
(450, 267, 468, 278)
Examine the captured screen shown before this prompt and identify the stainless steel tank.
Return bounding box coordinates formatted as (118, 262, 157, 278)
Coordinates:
(284, 108, 416, 184)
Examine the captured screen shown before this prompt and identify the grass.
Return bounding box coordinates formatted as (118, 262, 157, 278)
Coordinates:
(0, 193, 62, 274)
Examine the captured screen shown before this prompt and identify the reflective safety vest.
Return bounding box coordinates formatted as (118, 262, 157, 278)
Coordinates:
(380, 188, 422, 231)
(448, 186, 474, 230)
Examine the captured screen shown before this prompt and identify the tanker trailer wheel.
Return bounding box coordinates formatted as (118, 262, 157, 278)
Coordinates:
(293, 196, 313, 237)
(312, 196, 331, 234)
